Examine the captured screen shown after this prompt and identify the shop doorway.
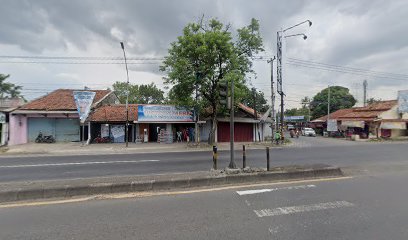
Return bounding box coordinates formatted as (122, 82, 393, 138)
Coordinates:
(149, 123, 166, 142)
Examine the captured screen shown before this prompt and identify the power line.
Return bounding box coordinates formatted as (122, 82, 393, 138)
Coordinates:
(286, 61, 408, 82)
(288, 57, 408, 78)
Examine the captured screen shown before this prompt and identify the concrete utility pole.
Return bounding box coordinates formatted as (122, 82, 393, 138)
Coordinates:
(229, 77, 236, 169)
(363, 80, 368, 107)
(327, 85, 331, 121)
(267, 57, 276, 141)
(120, 42, 130, 147)
(252, 88, 257, 142)
(276, 30, 285, 136)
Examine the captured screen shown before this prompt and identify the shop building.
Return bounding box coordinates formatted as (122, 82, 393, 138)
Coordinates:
(88, 103, 267, 144)
(89, 104, 197, 143)
(311, 100, 408, 139)
(9, 89, 117, 145)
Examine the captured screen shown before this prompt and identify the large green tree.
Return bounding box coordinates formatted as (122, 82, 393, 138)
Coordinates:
(310, 86, 356, 120)
(113, 82, 165, 104)
(160, 17, 264, 143)
(0, 74, 23, 98)
(240, 87, 269, 113)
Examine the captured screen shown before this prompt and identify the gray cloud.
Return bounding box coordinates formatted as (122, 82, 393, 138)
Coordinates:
(1, 0, 407, 105)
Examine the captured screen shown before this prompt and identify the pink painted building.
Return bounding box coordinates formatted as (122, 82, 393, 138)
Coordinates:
(9, 89, 118, 145)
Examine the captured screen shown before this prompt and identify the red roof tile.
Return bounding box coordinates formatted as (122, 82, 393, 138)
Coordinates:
(356, 100, 397, 111)
(89, 104, 138, 122)
(312, 108, 355, 122)
(19, 89, 112, 111)
(238, 103, 261, 118)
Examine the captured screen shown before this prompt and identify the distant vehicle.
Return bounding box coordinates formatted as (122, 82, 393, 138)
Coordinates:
(302, 128, 316, 137)
(287, 124, 295, 130)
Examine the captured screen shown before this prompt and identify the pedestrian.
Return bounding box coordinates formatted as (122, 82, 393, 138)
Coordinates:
(274, 131, 281, 145)
(177, 130, 182, 142)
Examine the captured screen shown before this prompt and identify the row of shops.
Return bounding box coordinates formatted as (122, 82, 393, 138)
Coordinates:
(310, 100, 408, 139)
(5, 89, 271, 145)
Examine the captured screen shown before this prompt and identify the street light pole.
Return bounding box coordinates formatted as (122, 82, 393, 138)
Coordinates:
(120, 42, 130, 147)
(276, 20, 312, 138)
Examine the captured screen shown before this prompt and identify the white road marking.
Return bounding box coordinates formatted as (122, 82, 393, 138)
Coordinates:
(254, 201, 355, 218)
(236, 184, 316, 196)
(0, 160, 160, 168)
(244, 200, 251, 206)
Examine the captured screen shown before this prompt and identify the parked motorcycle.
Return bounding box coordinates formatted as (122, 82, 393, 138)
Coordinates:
(35, 132, 55, 143)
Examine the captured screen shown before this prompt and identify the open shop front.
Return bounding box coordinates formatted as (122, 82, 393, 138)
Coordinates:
(134, 104, 196, 143)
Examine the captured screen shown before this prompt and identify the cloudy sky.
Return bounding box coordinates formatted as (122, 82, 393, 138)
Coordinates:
(1, 0, 408, 108)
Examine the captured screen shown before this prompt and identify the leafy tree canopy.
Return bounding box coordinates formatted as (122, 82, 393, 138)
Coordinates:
(240, 87, 269, 113)
(0, 74, 23, 98)
(310, 86, 356, 120)
(113, 82, 165, 104)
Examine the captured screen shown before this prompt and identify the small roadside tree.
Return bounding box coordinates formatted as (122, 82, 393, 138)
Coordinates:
(161, 17, 264, 144)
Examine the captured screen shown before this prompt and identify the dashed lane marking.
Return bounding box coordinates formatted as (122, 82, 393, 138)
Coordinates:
(236, 184, 316, 196)
(0, 160, 160, 168)
(254, 201, 355, 217)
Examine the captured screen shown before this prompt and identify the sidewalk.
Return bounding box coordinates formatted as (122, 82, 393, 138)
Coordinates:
(0, 141, 285, 157)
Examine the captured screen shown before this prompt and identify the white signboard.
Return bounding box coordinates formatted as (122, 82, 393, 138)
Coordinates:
(398, 90, 408, 113)
(73, 91, 96, 123)
(327, 119, 338, 132)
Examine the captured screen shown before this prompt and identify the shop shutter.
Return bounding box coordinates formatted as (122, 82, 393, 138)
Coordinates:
(55, 119, 80, 142)
(28, 118, 55, 142)
(217, 122, 253, 142)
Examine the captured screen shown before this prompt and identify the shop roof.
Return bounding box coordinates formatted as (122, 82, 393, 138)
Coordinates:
(18, 89, 112, 111)
(311, 100, 398, 122)
(89, 104, 138, 122)
(311, 108, 355, 122)
(238, 103, 262, 118)
(356, 100, 397, 111)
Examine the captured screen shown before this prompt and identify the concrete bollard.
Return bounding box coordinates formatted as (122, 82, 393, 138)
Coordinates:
(242, 145, 246, 168)
(266, 147, 270, 171)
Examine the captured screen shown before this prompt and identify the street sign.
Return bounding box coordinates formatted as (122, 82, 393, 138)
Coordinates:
(327, 119, 338, 132)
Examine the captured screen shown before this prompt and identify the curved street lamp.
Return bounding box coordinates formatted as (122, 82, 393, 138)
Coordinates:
(276, 20, 312, 137)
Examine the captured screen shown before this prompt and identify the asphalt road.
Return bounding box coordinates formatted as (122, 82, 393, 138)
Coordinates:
(1, 170, 408, 239)
(0, 137, 407, 182)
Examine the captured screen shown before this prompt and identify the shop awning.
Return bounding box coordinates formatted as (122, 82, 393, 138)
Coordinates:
(341, 120, 365, 128)
(380, 122, 407, 129)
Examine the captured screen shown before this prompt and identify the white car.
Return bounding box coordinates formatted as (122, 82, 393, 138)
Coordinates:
(302, 128, 316, 137)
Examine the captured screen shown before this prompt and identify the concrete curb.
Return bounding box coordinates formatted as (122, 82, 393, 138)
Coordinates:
(0, 167, 343, 203)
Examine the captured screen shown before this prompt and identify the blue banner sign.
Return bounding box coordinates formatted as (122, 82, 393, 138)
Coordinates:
(284, 115, 305, 121)
(138, 105, 194, 122)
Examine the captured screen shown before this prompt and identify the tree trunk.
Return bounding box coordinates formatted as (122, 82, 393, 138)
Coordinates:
(208, 108, 217, 145)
